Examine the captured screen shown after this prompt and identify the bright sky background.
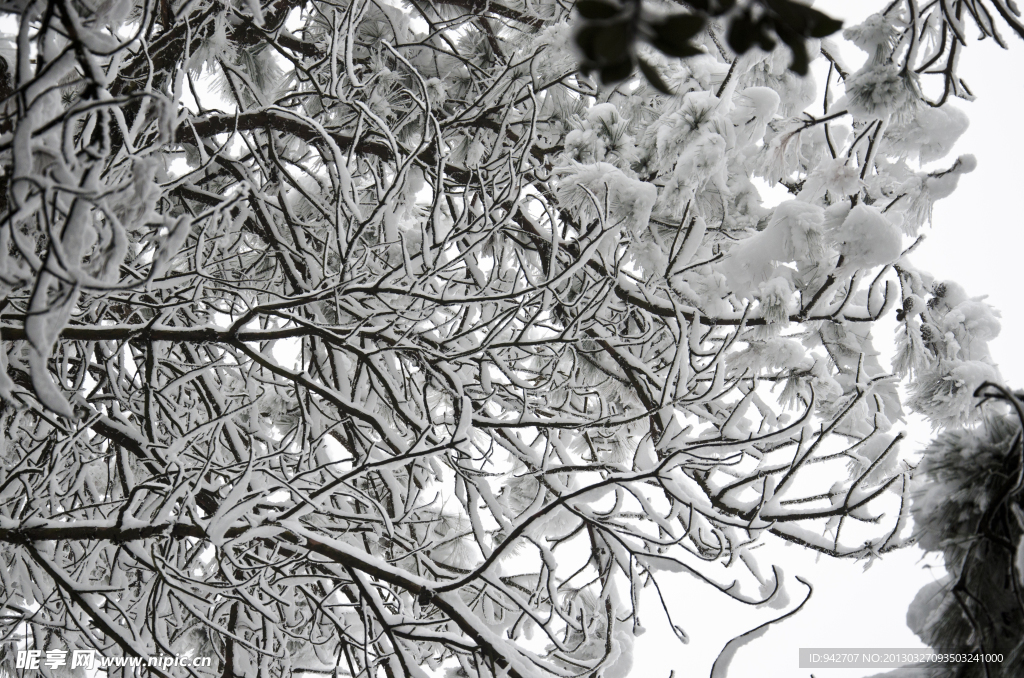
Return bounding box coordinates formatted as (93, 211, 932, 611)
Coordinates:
(631, 2, 1024, 676)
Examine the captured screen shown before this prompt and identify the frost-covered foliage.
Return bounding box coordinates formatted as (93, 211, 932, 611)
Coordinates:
(0, 0, 1010, 676)
(873, 388, 1024, 678)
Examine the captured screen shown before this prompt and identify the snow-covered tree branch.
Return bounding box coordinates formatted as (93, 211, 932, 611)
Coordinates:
(0, 0, 1014, 675)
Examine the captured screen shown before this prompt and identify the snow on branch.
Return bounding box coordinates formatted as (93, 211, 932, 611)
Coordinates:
(0, 0, 1004, 676)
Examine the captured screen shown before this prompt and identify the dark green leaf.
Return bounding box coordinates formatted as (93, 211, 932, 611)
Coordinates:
(647, 12, 705, 59)
(757, 23, 777, 51)
(788, 40, 809, 75)
(637, 56, 673, 94)
(600, 58, 635, 84)
(716, 0, 737, 15)
(805, 11, 843, 39)
(776, 25, 810, 75)
(651, 36, 704, 58)
(763, 0, 808, 32)
(726, 14, 758, 54)
(686, 0, 735, 16)
(576, 0, 621, 20)
(574, 24, 602, 61)
(593, 22, 631, 64)
(764, 0, 842, 38)
(657, 13, 705, 38)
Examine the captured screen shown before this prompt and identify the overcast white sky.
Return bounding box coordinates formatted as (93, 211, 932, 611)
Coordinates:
(631, 2, 1024, 676)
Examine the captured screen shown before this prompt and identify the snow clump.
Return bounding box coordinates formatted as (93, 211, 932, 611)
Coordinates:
(719, 200, 827, 296)
(830, 204, 903, 269)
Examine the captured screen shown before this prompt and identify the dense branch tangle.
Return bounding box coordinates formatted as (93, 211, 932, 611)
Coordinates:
(0, 0, 970, 676)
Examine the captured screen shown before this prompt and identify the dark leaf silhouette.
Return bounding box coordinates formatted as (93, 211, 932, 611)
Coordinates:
(637, 55, 673, 93)
(576, 0, 622, 20)
(573, 0, 842, 89)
